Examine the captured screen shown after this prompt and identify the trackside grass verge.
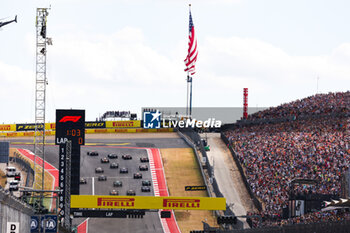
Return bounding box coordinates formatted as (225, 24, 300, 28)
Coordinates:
(160, 148, 218, 233)
(0, 169, 6, 187)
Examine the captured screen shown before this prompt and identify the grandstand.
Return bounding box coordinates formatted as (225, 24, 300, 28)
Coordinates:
(223, 91, 350, 228)
(98, 111, 137, 121)
(247, 91, 349, 120)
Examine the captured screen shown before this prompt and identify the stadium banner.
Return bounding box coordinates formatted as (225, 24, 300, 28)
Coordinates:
(85, 121, 106, 128)
(6, 132, 19, 137)
(106, 120, 141, 128)
(0, 124, 16, 132)
(71, 195, 226, 210)
(16, 123, 44, 131)
(23, 132, 35, 137)
(94, 129, 107, 134)
(4, 131, 55, 137)
(0, 127, 173, 137)
(85, 129, 96, 134)
(46, 131, 55, 136)
(45, 123, 56, 130)
(185, 186, 207, 191)
(44, 122, 106, 130)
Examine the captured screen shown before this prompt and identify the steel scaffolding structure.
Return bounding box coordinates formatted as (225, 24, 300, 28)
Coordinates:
(34, 8, 49, 190)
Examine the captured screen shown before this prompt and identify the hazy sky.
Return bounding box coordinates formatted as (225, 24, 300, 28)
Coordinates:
(1, 0, 350, 123)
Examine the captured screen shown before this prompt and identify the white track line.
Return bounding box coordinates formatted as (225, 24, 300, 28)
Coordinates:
(92, 177, 95, 195)
(86, 218, 89, 233)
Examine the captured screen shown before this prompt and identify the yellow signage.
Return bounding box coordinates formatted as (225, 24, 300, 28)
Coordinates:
(45, 123, 56, 130)
(106, 120, 141, 128)
(71, 195, 226, 210)
(0, 124, 16, 131)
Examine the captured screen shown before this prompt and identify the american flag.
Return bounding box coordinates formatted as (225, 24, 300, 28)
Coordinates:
(184, 10, 198, 76)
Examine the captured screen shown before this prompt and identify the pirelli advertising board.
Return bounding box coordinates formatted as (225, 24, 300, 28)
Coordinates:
(71, 195, 226, 210)
(85, 121, 106, 128)
(0, 120, 141, 132)
(46, 123, 56, 130)
(106, 120, 141, 128)
(185, 186, 207, 191)
(0, 124, 16, 131)
(16, 123, 44, 131)
(49, 121, 106, 129)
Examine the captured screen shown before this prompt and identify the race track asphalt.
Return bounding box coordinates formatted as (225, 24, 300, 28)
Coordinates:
(11, 135, 189, 233)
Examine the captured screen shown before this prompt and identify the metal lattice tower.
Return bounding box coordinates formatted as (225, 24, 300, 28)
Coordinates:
(34, 8, 50, 190)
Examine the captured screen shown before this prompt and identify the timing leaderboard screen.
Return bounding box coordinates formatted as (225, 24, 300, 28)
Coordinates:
(55, 109, 85, 146)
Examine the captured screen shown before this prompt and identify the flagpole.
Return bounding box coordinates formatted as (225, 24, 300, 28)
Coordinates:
(186, 75, 189, 116)
(189, 75, 192, 118)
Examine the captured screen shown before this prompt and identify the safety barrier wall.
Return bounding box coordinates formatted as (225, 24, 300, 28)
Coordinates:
(178, 128, 225, 199)
(177, 128, 229, 221)
(177, 130, 210, 196)
(0, 189, 34, 233)
(220, 133, 262, 211)
(0, 120, 143, 132)
(0, 127, 174, 137)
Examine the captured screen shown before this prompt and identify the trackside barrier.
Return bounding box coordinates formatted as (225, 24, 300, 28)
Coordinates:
(220, 133, 262, 212)
(178, 128, 228, 222)
(177, 130, 210, 197)
(177, 129, 225, 199)
(0, 188, 34, 233)
(177, 129, 212, 173)
(0, 128, 174, 137)
(0, 120, 143, 132)
(10, 149, 34, 188)
(86, 128, 175, 133)
(179, 129, 224, 197)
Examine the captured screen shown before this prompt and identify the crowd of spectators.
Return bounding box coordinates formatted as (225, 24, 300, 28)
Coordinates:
(247, 210, 350, 228)
(224, 92, 350, 227)
(247, 91, 350, 120)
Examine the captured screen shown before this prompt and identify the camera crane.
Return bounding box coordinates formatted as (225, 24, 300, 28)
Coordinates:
(0, 15, 17, 28)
